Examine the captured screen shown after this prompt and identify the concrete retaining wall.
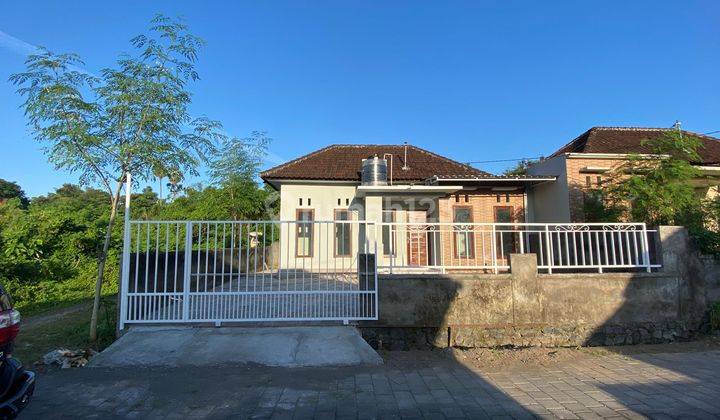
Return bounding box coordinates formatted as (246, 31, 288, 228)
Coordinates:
(360, 226, 720, 349)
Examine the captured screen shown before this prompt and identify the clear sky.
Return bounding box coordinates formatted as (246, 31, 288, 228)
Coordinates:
(1, 1, 718, 197)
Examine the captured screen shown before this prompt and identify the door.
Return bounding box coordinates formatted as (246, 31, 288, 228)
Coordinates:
(406, 211, 428, 266)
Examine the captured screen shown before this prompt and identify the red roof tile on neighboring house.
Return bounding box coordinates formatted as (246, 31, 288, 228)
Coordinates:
(260, 144, 489, 182)
(550, 127, 720, 164)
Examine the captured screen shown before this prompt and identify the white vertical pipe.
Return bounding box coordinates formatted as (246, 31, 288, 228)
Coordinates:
(545, 225, 553, 274)
(182, 222, 192, 321)
(119, 172, 132, 330)
(641, 223, 651, 272)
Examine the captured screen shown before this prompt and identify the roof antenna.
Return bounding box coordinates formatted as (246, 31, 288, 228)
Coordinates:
(402, 141, 410, 171)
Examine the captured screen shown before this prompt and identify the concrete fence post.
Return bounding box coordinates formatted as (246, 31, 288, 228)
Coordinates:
(657, 225, 708, 325)
(509, 254, 542, 325)
(657, 226, 689, 273)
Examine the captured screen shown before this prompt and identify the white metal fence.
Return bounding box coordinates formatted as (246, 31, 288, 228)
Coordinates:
(119, 219, 661, 328)
(119, 220, 378, 328)
(378, 222, 660, 274)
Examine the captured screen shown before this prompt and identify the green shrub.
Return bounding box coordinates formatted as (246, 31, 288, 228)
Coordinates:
(711, 302, 720, 331)
(0, 184, 121, 315)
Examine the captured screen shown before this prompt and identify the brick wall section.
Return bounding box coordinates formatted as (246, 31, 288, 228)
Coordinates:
(437, 191, 525, 267)
(565, 157, 720, 222)
(564, 157, 628, 222)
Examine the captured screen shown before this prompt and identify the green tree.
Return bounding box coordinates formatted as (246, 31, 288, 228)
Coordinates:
(208, 131, 270, 220)
(603, 130, 702, 226)
(0, 179, 29, 208)
(582, 189, 624, 223)
(10, 15, 223, 340)
(502, 158, 539, 176)
(132, 186, 160, 220)
(0, 184, 121, 315)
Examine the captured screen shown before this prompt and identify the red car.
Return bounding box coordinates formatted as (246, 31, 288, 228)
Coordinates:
(0, 284, 35, 419)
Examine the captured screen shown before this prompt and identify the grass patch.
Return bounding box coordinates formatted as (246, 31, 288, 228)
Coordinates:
(14, 296, 117, 365)
(711, 301, 720, 331)
(5, 271, 119, 317)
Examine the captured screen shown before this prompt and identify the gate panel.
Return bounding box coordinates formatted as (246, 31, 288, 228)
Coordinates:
(120, 220, 378, 326)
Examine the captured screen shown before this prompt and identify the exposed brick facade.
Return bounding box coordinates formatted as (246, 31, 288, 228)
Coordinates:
(564, 157, 628, 222)
(437, 191, 525, 267)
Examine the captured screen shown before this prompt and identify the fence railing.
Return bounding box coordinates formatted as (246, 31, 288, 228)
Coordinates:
(377, 222, 660, 274)
(119, 220, 378, 328)
(119, 219, 661, 328)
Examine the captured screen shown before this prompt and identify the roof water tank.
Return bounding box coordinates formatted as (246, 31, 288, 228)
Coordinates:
(361, 155, 388, 186)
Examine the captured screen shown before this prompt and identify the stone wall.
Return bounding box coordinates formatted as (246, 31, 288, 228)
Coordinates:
(360, 226, 720, 349)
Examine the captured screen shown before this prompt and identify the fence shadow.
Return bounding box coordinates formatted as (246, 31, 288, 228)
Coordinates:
(359, 224, 720, 417)
(573, 226, 720, 417)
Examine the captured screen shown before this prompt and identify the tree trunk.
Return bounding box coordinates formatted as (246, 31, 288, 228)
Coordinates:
(89, 179, 124, 341)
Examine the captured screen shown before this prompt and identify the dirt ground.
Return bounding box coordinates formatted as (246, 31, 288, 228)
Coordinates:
(380, 334, 720, 371)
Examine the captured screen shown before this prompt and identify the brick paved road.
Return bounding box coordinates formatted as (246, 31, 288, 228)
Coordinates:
(23, 349, 720, 419)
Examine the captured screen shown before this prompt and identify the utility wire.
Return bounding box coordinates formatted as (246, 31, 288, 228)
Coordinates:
(466, 129, 720, 165)
(466, 156, 543, 165)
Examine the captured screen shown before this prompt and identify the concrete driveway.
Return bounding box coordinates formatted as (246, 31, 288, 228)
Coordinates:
(88, 326, 382, 368)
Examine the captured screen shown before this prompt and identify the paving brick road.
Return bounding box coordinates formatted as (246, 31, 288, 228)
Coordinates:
(23, 349, 720, 419)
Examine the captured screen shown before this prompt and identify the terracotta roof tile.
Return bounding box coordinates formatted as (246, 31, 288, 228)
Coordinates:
(260, 144, 489, 182)
(550, 127, 720, 164)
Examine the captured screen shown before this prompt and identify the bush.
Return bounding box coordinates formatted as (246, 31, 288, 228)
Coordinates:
(0, 184, 121, 314)
(711, 302, 720, 331)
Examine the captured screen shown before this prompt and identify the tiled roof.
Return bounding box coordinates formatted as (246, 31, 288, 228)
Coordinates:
(260, 144, 490, 182)
(550, 127, 720, 164)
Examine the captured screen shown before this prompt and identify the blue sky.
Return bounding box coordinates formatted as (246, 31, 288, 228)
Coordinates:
(1, 1, 718, 197)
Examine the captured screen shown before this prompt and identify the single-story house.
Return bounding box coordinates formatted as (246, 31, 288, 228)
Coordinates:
(259, 127, 718, 271)
(260, 144, 555, 270)
(528, 126, 720, 222)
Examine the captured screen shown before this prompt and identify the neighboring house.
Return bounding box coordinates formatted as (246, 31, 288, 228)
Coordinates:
(260, 144, 554, 269)
(527, 127, 720, 222)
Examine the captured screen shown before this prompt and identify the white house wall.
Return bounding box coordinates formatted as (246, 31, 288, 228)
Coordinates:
(275, 183, 442, 271)
(278, 183, 367, 272)
(527, 155, 571, 222)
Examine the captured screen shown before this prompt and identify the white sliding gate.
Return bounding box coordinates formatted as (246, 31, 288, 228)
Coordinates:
(119, 220, 378, 328)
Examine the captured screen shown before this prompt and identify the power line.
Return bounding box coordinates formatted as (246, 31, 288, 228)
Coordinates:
(466, 129, 720, 165)
(466, 156, 543, 165)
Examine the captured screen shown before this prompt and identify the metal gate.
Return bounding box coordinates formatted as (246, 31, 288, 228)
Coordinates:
(119, 220, 378, 329)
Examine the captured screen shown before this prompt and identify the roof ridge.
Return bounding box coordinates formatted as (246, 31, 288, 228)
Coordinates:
(591, 126, 720, 142)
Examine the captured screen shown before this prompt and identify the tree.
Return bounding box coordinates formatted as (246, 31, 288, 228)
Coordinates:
(10, 15, 224, 340)
(132, 186, 160, 220)
(0, 179, 29, 208)
(582, 188, 624, 223)
(208, 131, 270, 220)
(602, 130, 703, 226)
(502, 158, 539, 176)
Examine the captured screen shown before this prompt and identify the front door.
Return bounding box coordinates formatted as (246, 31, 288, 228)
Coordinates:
(406, 211, 428, 266)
